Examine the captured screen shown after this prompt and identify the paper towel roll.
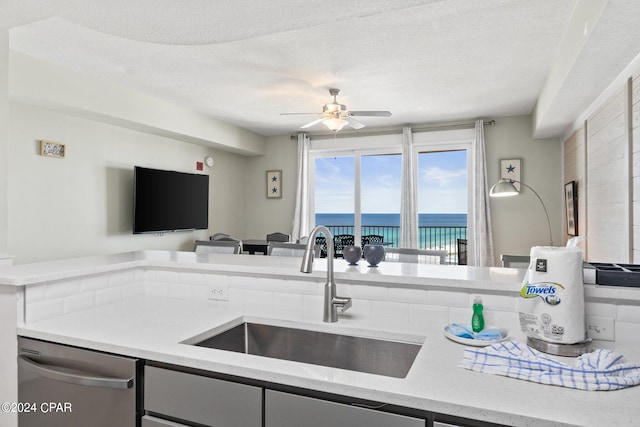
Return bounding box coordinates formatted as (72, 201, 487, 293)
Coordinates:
(518, 245, 585, 344)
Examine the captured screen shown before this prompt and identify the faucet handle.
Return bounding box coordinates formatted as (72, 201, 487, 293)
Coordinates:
(333, 296, 352, 312)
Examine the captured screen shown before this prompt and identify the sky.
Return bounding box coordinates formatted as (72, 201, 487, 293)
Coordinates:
(315, 150, 467, 214)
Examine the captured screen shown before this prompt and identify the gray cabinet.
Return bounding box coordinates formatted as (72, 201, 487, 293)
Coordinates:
(265, 389, 425, 427)
(144, 366, 262, 427)
(142, 415, 189, 427)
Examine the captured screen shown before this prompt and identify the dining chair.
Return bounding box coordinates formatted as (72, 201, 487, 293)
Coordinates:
(361, 234, 384, 246)
(266, 232, 290, 243)
(268, 242, 320, 257)
(333, 234, 354, 258)
(384, 247, 447, 264)
(501, 255, 531, 268)
(457, 238, 468, 265)
(194, 240, 242, 254)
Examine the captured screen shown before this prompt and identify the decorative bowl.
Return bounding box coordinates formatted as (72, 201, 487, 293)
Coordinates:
(363, 244, 385, 267)
(343, 245, 362, 265)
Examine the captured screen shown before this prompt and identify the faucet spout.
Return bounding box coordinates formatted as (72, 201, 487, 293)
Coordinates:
(300, 226, 352, 323)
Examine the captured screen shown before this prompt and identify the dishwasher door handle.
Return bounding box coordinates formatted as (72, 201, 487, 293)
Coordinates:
(18, 355, 134, 389)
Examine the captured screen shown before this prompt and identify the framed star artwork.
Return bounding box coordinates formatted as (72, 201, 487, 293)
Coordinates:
(500, 159, 521, 191)
(266, 170, 282, 199)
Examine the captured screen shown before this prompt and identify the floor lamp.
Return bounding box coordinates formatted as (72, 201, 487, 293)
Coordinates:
(489, 178, 553, 246)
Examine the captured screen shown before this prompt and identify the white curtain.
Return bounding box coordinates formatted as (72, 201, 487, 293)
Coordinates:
(470, 120, 495, 266)
(292, 133, 310, 242)
(400, 127, 418, 248)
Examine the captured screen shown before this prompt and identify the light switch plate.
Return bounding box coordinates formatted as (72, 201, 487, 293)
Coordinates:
(585, 315, 615, 341)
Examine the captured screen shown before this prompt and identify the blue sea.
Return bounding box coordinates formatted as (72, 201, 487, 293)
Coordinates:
(315, 213, 467, 251)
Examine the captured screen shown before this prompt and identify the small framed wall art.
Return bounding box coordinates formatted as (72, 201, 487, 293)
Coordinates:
(40, 140, 66, 158)
(266, 170, 282, 199)
(565, 181, 578, 236)
(500, 158, 521, 191)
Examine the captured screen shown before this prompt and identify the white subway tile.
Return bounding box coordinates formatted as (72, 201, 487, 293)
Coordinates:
(585, 301, 617, 317)
(272, 292, 305, 315)
(285, 279, 322, 295)
(95, 287, 123, 306)
(123, 282, 145, 299)
(167, 283, 192, 300)
(408, 304, 448, 326)
(154, 269, 179, 284)
(615, 321, 640, 344)
(82, 274, 110, 292)
(427, 290, 468, 307)
(27, 299, 64, 323)
(448, 306, 472, 325)
(243, 290, 273, 311)
(388, 287, 428, 304)
(350, 284, 388, 301)
(191, 285, 208, 300)
(144, 282, 168, 297)
(179, 272, 205, 286)
(25, 284, 47, 304)
(617, 305, 640, 323)
(109, 270, 135, 287)
(47, 279, 81, 299)
(64, 292, 95, 314)
(371, 301, 410, 323)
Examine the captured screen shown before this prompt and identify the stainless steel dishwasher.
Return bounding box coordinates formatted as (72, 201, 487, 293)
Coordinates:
(17, 337, 140, 427)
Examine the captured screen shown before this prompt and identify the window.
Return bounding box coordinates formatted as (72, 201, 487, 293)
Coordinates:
(309, 130, 472, 262)
(417, 149, 468, 254)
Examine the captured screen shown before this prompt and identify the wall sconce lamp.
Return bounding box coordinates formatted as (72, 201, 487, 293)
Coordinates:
(489, 178, 553, 246)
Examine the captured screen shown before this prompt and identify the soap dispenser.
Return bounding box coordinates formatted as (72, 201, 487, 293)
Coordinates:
(472, 296, 485, 332)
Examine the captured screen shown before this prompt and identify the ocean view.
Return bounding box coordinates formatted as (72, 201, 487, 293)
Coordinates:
(315, 213, 467, 251)
(316, 213, 467, 227)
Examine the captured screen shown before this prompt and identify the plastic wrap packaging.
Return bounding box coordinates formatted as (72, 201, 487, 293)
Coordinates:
(518, 238, 586, 344)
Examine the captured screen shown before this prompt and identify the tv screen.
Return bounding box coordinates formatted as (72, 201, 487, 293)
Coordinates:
(133, 166, 209, 234)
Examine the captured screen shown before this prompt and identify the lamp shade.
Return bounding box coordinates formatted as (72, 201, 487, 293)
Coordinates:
(489, 179, 519, 198)
(324, 117, 348, 132)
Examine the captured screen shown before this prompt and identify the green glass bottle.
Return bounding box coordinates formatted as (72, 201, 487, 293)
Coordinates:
(471, 296, 484, 333)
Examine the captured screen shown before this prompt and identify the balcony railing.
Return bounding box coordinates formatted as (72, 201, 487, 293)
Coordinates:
(323, 225, 467, 264)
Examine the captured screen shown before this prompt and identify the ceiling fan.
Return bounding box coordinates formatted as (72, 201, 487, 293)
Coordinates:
(281, 88, 392, 132)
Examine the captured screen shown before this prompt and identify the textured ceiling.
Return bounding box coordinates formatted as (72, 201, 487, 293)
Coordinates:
(2, 0, 639, 137)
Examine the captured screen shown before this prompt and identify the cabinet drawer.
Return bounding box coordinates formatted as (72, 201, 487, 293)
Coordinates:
(144, 366, 262, 427)
(265, 389, 425, 427)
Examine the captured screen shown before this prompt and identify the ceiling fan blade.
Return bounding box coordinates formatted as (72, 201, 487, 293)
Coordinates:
(349, 111, 392, 117)
(300, 118, 327, 129)
(345, 116, 365, 130)
(280, 112, 321, 115)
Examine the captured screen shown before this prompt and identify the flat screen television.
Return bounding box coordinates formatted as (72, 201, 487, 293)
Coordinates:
(133, 166, 209, 234)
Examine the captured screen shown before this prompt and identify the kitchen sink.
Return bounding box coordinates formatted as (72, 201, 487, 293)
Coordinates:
(185, 320, 423, 378)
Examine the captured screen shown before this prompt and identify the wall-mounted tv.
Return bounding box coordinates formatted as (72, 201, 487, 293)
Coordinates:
(133, 166, 209, 234)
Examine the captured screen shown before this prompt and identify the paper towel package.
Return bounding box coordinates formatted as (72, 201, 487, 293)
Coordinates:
(518, 245, 586, 344)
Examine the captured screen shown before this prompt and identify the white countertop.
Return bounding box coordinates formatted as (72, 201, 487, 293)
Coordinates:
(18, 294, 640, 427)
(8, 251, 640, 426)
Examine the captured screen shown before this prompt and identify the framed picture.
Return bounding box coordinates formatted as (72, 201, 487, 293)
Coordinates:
(565, 181, 578, 236)
(266, 170, 282, 199)
(40, 140, 66, 158)
(500, 159, 521, 191)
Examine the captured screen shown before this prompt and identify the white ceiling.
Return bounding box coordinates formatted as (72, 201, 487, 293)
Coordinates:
(2, 0, 640, 138)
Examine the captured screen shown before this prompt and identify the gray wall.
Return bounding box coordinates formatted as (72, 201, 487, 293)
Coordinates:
(243, 117, 563, 262)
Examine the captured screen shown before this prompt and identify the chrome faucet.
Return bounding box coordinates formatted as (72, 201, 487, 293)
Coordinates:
(300, 226, 352, 323)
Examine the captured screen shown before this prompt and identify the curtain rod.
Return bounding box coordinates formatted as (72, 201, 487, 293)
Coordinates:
(291, 120, 495, 140)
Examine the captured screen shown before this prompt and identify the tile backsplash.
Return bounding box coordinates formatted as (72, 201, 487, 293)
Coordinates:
(21, 266, 640, 344)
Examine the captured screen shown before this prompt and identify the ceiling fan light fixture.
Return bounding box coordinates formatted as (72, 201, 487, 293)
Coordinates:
(324, 117, 348, 132)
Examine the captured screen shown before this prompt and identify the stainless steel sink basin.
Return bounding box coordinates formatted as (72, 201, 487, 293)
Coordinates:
(186, 321, 423, 378)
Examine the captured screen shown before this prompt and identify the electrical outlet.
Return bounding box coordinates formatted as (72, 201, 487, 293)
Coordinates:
(207, 283, 229, 301)
(585, 315, 615, 341)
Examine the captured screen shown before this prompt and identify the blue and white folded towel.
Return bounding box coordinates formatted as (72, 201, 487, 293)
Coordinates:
(460, 340, 640, 391)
